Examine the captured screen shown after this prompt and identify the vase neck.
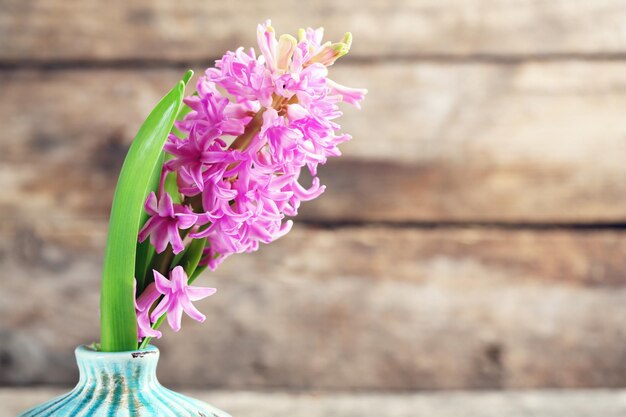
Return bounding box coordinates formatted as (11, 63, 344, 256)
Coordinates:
(75, 345, 160, 389)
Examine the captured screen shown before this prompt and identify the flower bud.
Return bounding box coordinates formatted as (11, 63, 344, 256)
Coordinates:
(276, 34, 297, 71)
(308, 32, 352, 66)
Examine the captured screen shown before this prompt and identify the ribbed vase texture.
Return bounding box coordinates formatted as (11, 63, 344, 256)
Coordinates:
(19, 345, 231, 417)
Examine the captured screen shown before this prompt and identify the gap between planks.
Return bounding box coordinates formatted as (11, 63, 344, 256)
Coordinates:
(298, 220, 626, 232)
(16, 216, 626, 233)
(5, 52, 626, 71)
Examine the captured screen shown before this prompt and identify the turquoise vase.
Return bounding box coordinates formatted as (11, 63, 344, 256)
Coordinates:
(18, 345, 231, 417)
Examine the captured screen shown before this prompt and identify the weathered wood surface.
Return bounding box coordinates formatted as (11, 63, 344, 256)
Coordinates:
(3, 389, 626, 417)
(2, 62, 626, 224)
(1, 224, 625, 389)
(2, 0, 626, 62)
(3, 0, 626, 392)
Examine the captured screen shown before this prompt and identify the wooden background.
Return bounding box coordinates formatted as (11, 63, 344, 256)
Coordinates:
(1, 0, 626, 390)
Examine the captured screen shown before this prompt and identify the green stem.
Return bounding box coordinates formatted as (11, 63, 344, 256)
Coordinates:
(135, 240, 154, 294)
(153, 246, 176, 276)
(189, 264, 208, 285)
(139, 315, 166, 350)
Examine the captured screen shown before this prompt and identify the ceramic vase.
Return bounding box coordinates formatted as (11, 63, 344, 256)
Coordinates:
(18, 345, 231, 417)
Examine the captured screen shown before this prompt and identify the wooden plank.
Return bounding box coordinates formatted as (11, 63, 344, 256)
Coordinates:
(2, 0, 626, 62)
(3, 389, 626, 417)
(1, 224, 626, 389)
(2, 62, 626, 223)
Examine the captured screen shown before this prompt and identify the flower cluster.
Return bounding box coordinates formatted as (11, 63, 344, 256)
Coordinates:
(135, 21, 365, 340)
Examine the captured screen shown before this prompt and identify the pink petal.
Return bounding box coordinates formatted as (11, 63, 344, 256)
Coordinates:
(150, 294, 170, 322)
(274, 220, 294, 240)
(186, 286, 217, 301)
(293, 177, 326, 201)
(170, 266, 187, 292)
(137, 310, 162, 339)
(326, 79, 367, 109)
(180, 294, 206, 323)
(136, 282, 160, 312)
(176, 212, 198, 230)
(167, 223, 185, 255)
(153, 270, 172, 293)
(195, 212, 215, 226)
(221, 119, 245, 136)
(138, 216, 160, 244)
(167, 302, 184, 332)
(287, 103, 308, 121)
(189, 227, 211, 240)
(201, 127, 223, 142)
(150, 220, 171, 253)
(158, 192, 176, 218)
(144, 192, 159, 216)
(186, 164, 205, 192)
(257, 21, 277, 72)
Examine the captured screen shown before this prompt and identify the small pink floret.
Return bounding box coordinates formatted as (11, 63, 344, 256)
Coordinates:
(150, 266, 217, 332)
(138, 192, 198, 254)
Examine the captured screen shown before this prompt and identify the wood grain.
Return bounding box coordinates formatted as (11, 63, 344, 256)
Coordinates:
(1, 224, 625, 389)
(3, 389, 626, 417)
(2, 63, 626, 223)
(3, 0, 626, 391)
(2, 0, 626, 62)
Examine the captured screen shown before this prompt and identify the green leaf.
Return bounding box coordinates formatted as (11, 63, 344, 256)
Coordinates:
(188, 264, 208, 285)
(163, 170, 181, 203)
(181, 69, 194, 85)
(135, 92, 192, 290)
(179, 237, 207, 277)
(170, 100, 194, 139)
(134, 239, 155, 294)
(100, 71, 192, 352)
(137, 96, 194, 290)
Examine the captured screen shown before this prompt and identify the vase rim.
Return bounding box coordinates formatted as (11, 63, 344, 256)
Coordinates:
(75, 344, 159, 361)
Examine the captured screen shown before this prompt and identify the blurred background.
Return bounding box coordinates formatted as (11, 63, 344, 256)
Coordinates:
(1, 0, 626, 416)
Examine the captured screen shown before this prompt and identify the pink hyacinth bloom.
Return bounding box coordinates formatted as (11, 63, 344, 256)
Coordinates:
(150, 266, 217, 332)
(134, 281, 162, 339)
(138, 192, 198, 254)
(151, 21, 365, 270)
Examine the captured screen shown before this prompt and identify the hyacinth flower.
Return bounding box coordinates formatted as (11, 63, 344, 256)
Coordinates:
(150, 266, 217, 332)
(99, 21, 365, 352)
(137, 191, 198, 254)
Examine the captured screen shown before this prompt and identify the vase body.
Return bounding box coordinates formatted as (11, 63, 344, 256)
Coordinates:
(19, 345, 231, 417)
